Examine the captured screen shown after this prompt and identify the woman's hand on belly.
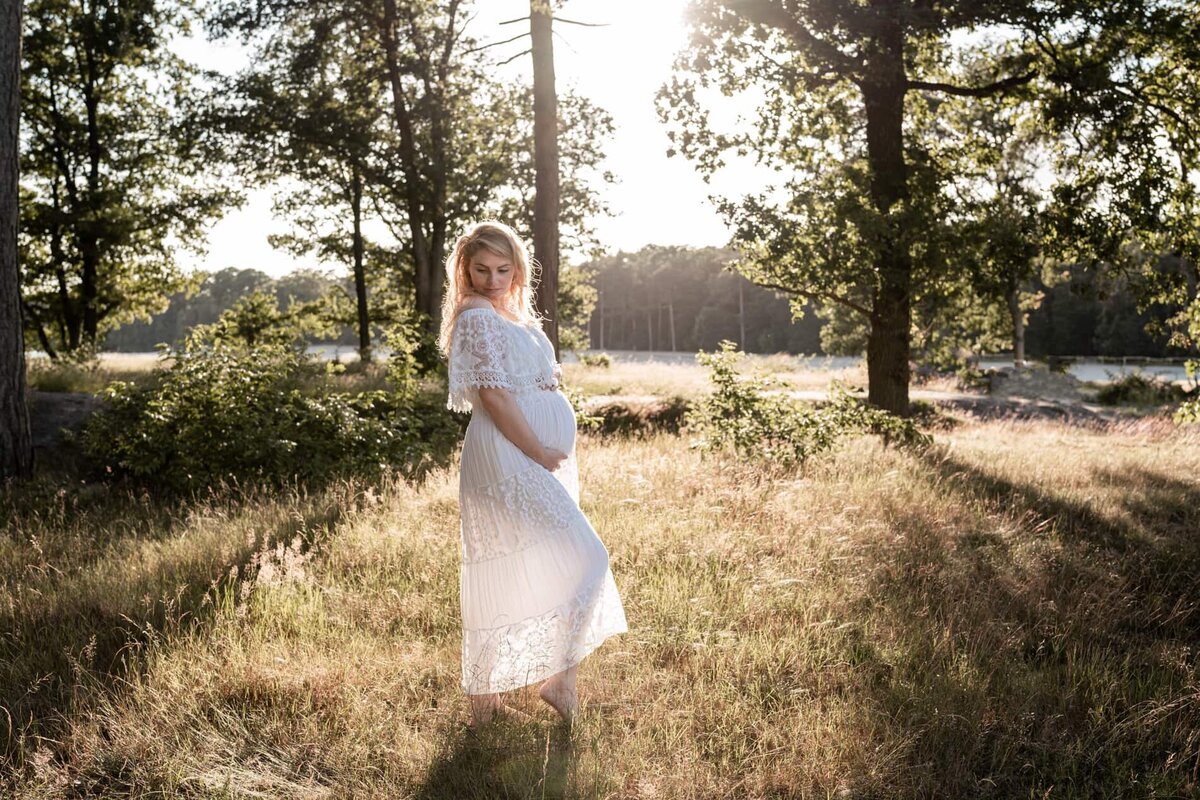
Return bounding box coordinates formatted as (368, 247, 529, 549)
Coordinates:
(535, 446, 568, 472)
(478, 385, 566, 469)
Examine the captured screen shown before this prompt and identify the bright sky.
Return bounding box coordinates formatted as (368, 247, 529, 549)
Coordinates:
(173, 0, 767, 279)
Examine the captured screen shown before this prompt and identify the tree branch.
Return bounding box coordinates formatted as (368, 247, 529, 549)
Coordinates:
(499, 15, 529, 26)
(466, 31, 530, 53)
(753, 279, 872, 318)
(497, 48, 532, 67)
(727, 0, 862, 76)
(906, 71, 1038, 97)
(21, 298, 58, 359)
(554, 17, 609, 27)
(1110, 81, 1190, 133)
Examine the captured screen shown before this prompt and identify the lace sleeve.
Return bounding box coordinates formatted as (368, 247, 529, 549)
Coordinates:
(447, 309, 513, 412)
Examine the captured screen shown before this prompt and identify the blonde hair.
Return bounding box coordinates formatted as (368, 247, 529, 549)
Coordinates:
(438, 220, 542, 356)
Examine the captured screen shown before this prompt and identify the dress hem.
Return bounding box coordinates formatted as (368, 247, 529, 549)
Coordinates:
(460, 567, 627, 696)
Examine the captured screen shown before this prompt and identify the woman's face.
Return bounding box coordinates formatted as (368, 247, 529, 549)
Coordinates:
(467, 246, 515, 303)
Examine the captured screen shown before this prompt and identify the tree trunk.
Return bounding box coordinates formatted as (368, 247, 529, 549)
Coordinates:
(1, 0, 34, 480)
(350, 166, 371, 364)
(668, 302, 676, 351)
(80, 238, 99, 347)
(861, 11, 912, 417)
(379, 0, 435, 336)
(738, 279, 745, 349)
(530, 2, 560, 358)
(1009, 275, 1024, 366)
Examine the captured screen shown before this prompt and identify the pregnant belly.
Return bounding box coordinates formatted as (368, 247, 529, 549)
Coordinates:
(515, 388, 577, 456)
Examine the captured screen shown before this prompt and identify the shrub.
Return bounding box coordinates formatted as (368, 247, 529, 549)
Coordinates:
(560, 385, 604, 434)
(585, 395, 692, 438)
(1177, 361, 1200, 424)
(1095, 370, 1188, 406)
(579, 352, 613, 368)
(1177, 397, 1200, 424)
(79, 340, 459, 494)
(687, 340, 930, 468)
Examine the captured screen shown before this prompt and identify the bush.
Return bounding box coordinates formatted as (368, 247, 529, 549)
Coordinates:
(1177, 397, 1200, 424)
(585, 395, 691, 438)
(560, 385, 604, 434)
(79, 341, 459, 493)
(578, 352, 613, 368)
(687, 340, 930, 468)
(1095, 370, 1188, 406)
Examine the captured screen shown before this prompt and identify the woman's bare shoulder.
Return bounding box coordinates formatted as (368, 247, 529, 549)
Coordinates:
(457, 295, 495, 313)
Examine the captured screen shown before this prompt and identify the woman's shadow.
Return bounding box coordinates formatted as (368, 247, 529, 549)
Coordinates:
(414, 713, 577, 800)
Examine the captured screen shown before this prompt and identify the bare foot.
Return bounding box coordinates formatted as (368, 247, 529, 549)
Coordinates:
(469, 695, 540, 729)
(538, 680, 579, 725)
(468, 693, 502, 729)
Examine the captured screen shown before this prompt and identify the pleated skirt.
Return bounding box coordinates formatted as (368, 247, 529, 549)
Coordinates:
(457, 388, 628, 695)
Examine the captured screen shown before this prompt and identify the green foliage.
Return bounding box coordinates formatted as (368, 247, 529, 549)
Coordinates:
(79, 340, 458, 494)
(188, 290, 342, 351)
(380, 312, 427, 396)
(816, 303, 867, 357)
(1095, 371, 1189, 406)
(578, 352, 612, 368)
(557, 266, 598, 354)
(660, 1, 1200, 410)
(19, 0, 238, 357)
(1176, 400, 1200, 425)
(560, 384, 603, 435)
(687, 341, 930, 469)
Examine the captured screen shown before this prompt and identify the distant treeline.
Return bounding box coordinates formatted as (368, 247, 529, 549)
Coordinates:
(104, 246, 1182, 358)
(582, 247, 822, 355)
(578, 246, 1183, 358)
(102, 268, 354, 353)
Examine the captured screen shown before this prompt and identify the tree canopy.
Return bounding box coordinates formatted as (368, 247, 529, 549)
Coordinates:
(19, 0, 238, 358)
(659, 0, 1200, 413)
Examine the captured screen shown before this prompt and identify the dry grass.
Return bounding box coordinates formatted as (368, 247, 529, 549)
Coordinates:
(562, 354, 876, 400)
(3, 407, 1200, 797)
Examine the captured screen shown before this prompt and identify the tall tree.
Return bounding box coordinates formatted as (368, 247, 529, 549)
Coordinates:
(19, 0, 238, 359)
(660, 0, 1200, 415)
(210, 0, 615, 363)
(530, 0, 561, 357)
(1, 0, 33, 481)
(377, 0, 459, 343)
(214, 14, 391, 364)
(935, 73, 1052, 367)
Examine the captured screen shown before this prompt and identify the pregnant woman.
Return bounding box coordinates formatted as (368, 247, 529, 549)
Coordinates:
(438, 220, 628, 728)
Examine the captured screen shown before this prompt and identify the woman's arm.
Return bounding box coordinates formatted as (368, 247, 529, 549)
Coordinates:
(477, 387, 568, 471)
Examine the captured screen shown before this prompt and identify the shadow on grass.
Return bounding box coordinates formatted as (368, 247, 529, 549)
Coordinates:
(0, 476, 346, 771)
(414, 718, 576, 800)
(845, 447, 1200, 797)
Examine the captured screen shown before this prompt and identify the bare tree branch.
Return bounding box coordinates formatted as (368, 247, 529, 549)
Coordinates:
(497, 47, 532, 67)
(466, 31, 530, 53)
(554, 17, 609, 27)
(753, 279, 873, 318)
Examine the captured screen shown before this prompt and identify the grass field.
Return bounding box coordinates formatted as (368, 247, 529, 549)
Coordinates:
(4, 404, 1199, 797)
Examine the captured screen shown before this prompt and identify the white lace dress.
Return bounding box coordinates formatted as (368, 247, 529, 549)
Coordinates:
(446, 305, 628, 695)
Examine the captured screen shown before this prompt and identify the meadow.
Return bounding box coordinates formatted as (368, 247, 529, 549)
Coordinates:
(5, 359, 1200, 798)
